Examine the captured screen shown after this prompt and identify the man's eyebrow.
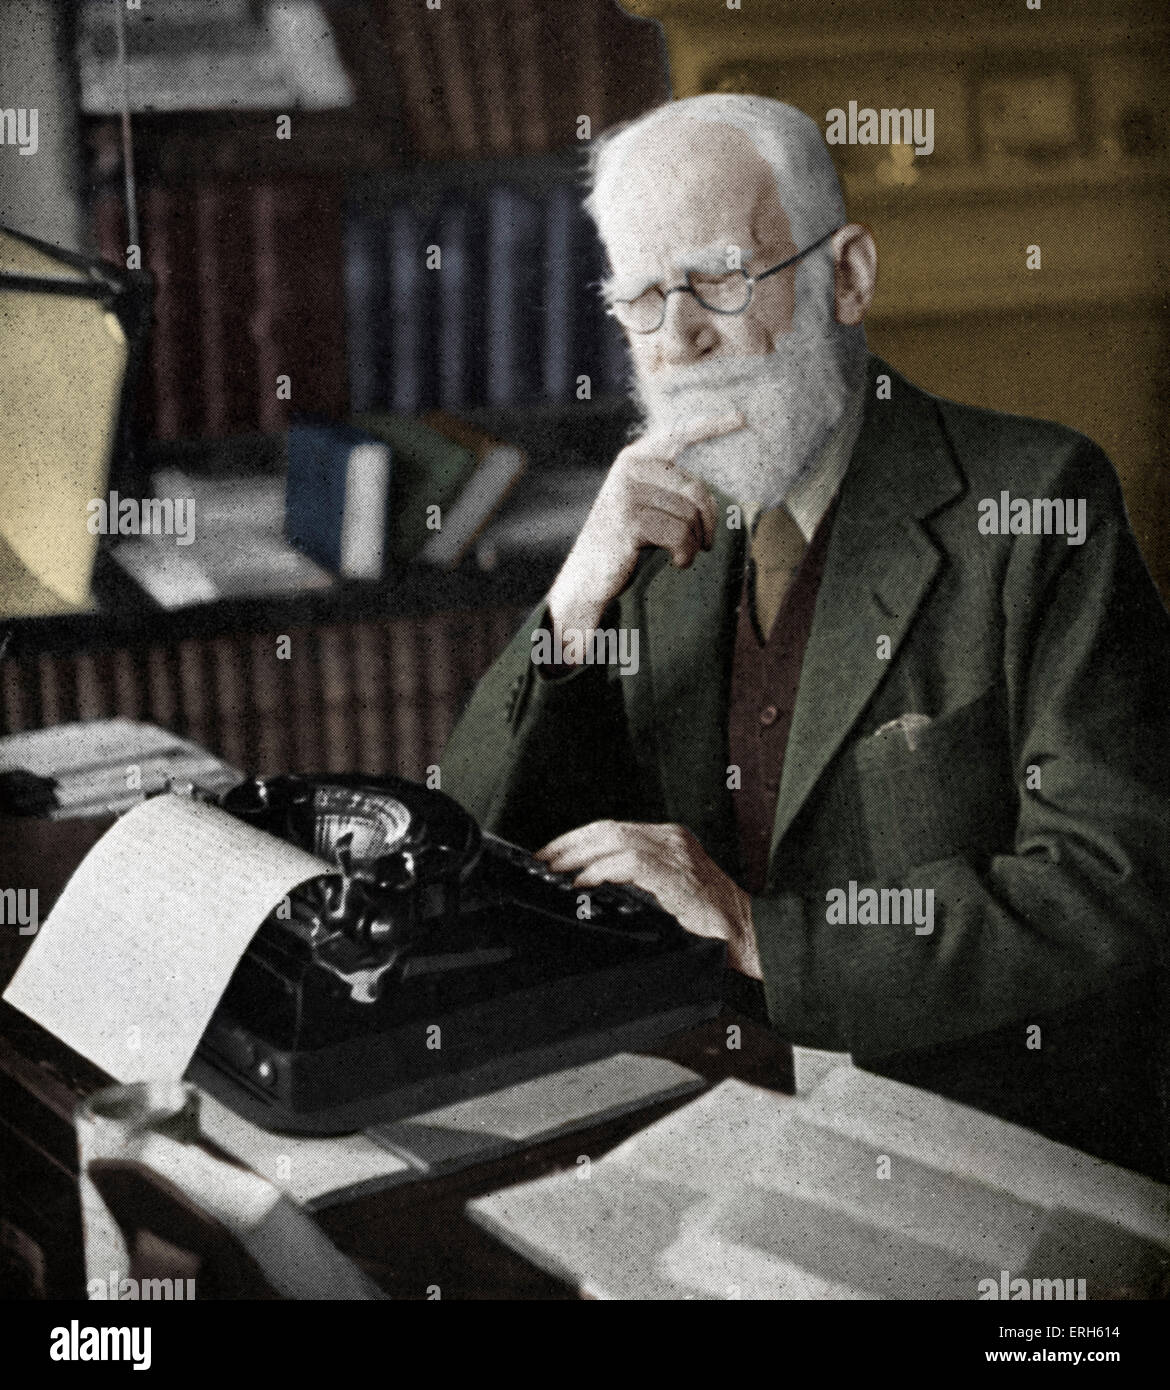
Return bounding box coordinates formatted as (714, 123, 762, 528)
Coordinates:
(603, 242, 741, 302)
(682, 240, 741, 273)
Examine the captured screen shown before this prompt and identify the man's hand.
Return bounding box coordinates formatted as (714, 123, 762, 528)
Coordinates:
(536, 820, 762, 979)
(545, 414, 744, 645)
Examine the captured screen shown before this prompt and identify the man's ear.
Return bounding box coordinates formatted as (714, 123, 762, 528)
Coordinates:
(832, 224, 877, 326)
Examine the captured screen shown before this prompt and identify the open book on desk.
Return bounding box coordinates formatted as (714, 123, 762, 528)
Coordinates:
(469, 1065, 1170, 1300)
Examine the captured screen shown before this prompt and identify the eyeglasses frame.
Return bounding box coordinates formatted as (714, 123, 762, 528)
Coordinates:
(610, 224, 845, 334)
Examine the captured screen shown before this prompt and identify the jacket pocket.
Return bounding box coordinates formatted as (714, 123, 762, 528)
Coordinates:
(850, 685, 1016, 881)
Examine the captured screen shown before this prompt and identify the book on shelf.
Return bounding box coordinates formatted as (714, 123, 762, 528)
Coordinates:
(94, 175, 347, 443)
(341, 174, 628, 417)
(250, 177, 349, 433)
(111, 463, 335, 607)
(386, 201, 436, 417)
(353, 412, 477, 565)
(485, 184, 547, 408)
(435, 196, 487, 412)
(417, 412, 528, 570)
(343, 209, 387, 417)
(141, 182, 206, 441)
(285, 419, 393, 580)
(195, 178, 260, 438)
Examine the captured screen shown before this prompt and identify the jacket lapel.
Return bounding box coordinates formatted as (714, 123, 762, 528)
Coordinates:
(767, 361, 964, 863)
(632, 505, 744, 875)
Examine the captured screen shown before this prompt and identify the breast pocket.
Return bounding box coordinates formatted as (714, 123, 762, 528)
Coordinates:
(850, 685, 1016, 882)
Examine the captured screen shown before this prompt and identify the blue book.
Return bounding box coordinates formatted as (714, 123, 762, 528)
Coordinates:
(342, 211, 387, 416)
(436, 194, 486, 411)
(285, 419, 393, 580)
(542, 182, 582, 404)
(579, 213, 630, 399)
(485, 184, 546, 407)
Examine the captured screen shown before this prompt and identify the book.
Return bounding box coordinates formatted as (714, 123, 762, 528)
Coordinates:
(142, 182, 205, 441)
(472, 464, 606, 570)
(542, 182, 584, 404)
(342, 208, 387, 416)
(354, 412, 476, 565)
(388, 200, 433, 416)
(194, 178, 259, 438)
(485, 185, 547, 408)
(417, 412, 527, 569)
(469, 1065, 1170, 1300)
(250, 178, 348, 433)
(434, 195, 486, 411)
(285, 420, 393, 579)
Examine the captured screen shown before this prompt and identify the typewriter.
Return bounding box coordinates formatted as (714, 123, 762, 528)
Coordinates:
(187, 774, 724, 1134)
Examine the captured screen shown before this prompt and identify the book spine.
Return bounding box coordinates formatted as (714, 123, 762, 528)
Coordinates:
(503, 0, 548, 155)
(387, 201, 428, 415)
(435, 196, 487, 411)
(343, 209, 386, 415)
(429, 2, 481, 159)
(543, 183, 581, 404)
(143, 183, 205, 441)
(195, 178, 259, 438)
(376, 2, 446, 162)
(285, 424, 345, 575)
(463, 2, 514, 157)
(485, 185, 546, 408)
(250, 178, 348, 432)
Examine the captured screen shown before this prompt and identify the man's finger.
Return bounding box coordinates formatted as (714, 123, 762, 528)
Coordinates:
(663, 412, 745, 459)
(629, 411, 744, 465)
(537, 820, 654, 869)
(571, 850, 646, 891)
(624, 472, 716, 550)
(637, 509, 700, 569)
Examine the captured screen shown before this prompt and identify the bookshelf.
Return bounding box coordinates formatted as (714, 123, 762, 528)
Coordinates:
(0, 1, 671, 778)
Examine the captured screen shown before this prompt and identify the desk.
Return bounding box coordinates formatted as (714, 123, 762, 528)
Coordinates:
(0, 815, 793, 1300)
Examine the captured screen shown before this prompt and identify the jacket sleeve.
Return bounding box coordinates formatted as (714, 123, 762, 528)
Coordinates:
(439, 603, 644, 850)
(754, 440, 1170, 1061)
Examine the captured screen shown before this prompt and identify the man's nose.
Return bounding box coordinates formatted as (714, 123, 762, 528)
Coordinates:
(658, 289, 718, 365)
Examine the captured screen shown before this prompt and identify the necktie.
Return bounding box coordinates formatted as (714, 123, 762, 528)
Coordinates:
(750, 505, 807, 641)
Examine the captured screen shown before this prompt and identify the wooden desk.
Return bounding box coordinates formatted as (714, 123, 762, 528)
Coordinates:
(0, 815, 794, 1300)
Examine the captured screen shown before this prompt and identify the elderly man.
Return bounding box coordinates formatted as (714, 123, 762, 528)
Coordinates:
(441, 94, 1170, 1178)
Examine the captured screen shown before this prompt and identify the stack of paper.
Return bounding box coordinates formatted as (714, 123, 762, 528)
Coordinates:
(469, 1067, 1170, 1299)
(0, 718, 241, 818)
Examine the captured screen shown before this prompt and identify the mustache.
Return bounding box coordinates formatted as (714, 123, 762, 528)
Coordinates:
(637, 326, 841, 407)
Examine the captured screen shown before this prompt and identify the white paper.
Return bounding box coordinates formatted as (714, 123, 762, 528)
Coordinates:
(197, 1091, 412, 1211)
(3, 793, 334, 1083)
(469, 1070, 1170, 1299)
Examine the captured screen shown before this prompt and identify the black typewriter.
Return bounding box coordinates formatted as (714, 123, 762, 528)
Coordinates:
(187, 774, 723, 1134)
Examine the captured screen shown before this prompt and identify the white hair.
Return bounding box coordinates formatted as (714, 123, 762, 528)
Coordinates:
(584, 93, 847, 255)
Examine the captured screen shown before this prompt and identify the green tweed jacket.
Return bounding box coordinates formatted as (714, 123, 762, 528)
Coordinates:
(441, 358, 1170, 1176)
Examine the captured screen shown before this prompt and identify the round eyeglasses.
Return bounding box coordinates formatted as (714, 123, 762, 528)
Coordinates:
(609, 226, 843, 335)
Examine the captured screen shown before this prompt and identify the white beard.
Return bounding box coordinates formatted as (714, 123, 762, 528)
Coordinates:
(632, 307, 866, 513)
